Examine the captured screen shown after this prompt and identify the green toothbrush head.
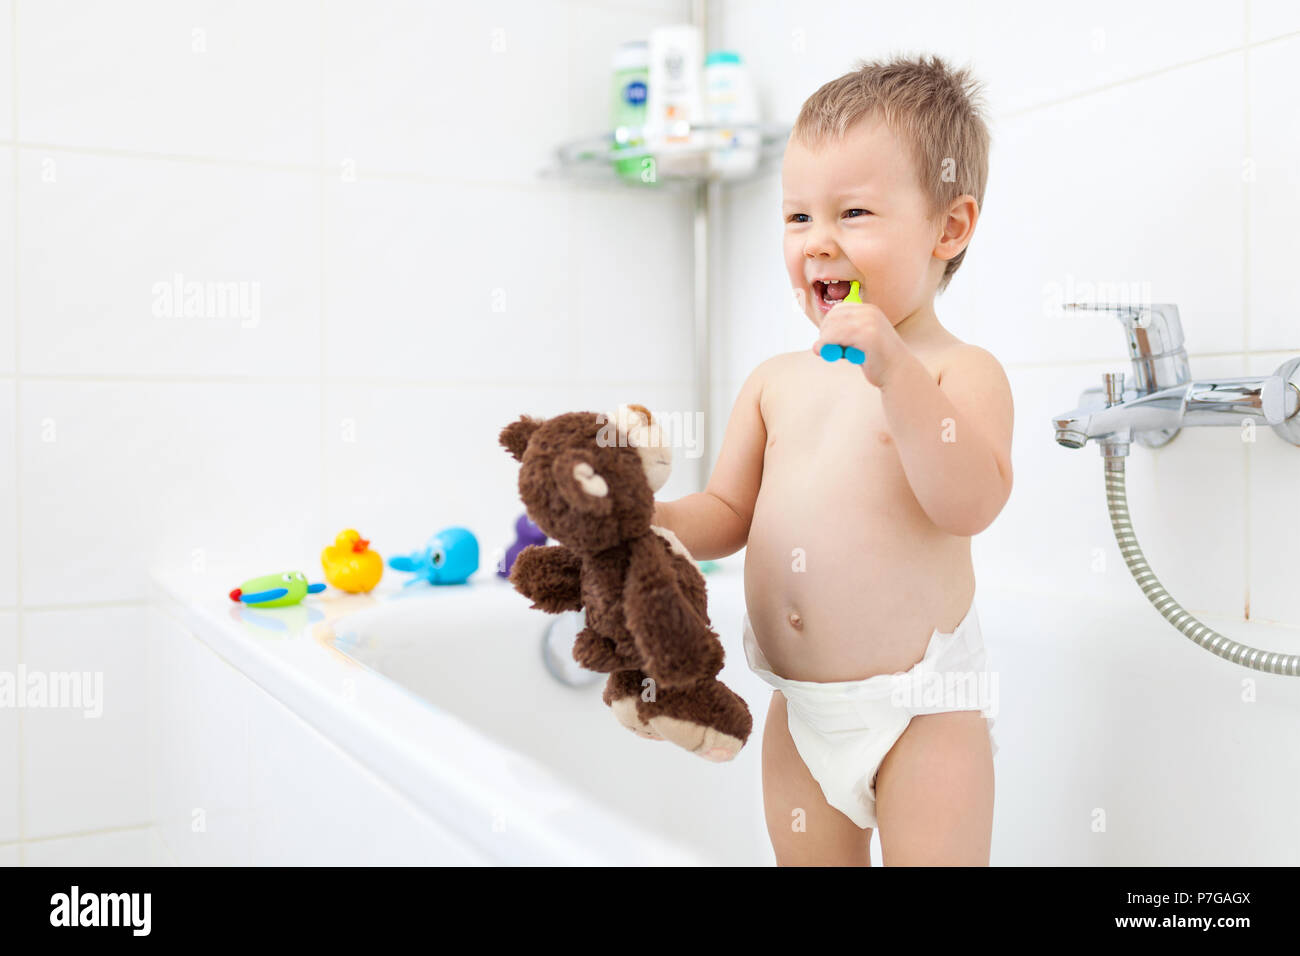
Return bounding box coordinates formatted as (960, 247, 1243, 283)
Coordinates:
(845, 280, 862, 304)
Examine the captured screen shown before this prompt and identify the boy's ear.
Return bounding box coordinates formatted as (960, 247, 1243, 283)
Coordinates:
(499, 415, 542, 462)
(936, 194, 979, 260)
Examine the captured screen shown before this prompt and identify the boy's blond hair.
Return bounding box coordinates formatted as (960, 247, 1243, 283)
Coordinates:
(792, 53, 991, 294)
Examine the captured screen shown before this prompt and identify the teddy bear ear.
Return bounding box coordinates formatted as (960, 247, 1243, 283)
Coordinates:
(499, 415, 542, 462)
(607, 403, 654, 446)
(551, 449, 614, 516)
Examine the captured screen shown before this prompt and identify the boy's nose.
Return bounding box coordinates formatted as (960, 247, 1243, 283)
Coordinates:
(803, 230, 838, 259)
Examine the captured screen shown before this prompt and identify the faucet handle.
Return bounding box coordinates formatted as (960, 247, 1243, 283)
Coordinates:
(1103, 372, 1125, 406)
(1063, 302, 1190, 393)
(1263, 357, 1300, 430)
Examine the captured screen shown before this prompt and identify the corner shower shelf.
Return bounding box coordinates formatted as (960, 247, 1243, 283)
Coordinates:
(542, 121, 791, 188)
(539, 120, 791, 491)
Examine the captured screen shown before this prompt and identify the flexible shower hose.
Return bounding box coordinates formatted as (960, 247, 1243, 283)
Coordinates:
(1104, 455, 1300, 675)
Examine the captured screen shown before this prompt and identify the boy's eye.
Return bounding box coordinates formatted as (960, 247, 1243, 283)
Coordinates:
(785, 213, 809, 223)
(843, 208, 871, 218)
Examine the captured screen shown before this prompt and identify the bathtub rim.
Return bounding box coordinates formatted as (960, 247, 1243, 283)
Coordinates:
(149, 563, 713, 866)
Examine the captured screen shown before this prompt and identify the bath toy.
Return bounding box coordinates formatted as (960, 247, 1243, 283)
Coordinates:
(228, 570, 325, 608)
(321, 528, 384, 593)
(818, 280, 866, 365)
(500, 402, 752, 762)
(388, 527, 479, 586)
(497, 513, 547, 578)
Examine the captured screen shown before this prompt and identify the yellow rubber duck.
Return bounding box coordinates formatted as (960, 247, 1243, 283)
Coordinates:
(321, 529, 384, 593)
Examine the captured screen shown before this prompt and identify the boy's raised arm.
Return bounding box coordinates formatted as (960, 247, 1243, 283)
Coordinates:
(654, 362, 770, 561)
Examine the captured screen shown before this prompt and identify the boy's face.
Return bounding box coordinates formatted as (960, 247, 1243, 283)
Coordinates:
(781, 116, 943, 329)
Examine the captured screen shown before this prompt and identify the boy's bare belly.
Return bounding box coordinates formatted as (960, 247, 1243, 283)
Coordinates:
(744, 350, 976, 683)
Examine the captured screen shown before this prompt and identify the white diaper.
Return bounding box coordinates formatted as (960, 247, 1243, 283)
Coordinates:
(743, 602, 998, 830)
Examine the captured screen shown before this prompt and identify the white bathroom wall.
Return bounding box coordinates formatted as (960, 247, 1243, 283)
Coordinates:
(713, 0, 1300, 860)
(7, 0, 1298, 867)
(0, 0, 694, 863)
(714, 0, 1300, 625)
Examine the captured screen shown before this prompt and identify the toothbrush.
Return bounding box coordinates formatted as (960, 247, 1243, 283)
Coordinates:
(818, 281, 867, 365)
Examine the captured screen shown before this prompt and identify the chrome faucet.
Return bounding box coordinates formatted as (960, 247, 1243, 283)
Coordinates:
(1052, 303, 1300, 454)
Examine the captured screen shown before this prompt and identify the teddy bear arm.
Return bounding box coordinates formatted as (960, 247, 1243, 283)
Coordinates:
(623, 535, 723, 687)
(509, 544, 585, 613)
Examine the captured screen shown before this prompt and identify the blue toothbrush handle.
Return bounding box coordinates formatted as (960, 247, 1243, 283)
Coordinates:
(820, 343, 865, 364)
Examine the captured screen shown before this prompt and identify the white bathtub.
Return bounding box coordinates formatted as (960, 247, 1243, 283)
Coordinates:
(150, 559, 772, 865)
(150, 556, 1300, 865)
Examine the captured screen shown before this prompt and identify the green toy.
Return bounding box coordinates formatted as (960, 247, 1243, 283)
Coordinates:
(228, 570, 325, 608)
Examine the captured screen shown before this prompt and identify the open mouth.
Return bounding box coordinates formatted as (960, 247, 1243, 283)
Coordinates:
(812, 278, 855, 313)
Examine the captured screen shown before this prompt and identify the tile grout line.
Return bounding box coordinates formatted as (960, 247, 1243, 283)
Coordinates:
(0, 371, 706, 388)
(10, 0, 23, 865)
(318, 0, 327, 594)
(0, 137, 581, 194)
(1241, 3, 1251, 614)
(999, 28, 1300, 119)
(1, 348, 1298, 388)
(5, 821, 158, 849)
(0, 27, 1291, 182)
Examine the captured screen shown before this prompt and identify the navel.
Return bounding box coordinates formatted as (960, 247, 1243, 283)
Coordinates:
(788, 610, 804, 630)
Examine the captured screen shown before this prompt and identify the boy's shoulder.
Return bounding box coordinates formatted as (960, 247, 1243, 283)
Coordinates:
(750, 349, 814, 382)
(931, 340, 1009, 388)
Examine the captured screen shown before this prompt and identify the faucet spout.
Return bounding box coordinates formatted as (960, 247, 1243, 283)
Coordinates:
(1054, 362, 1300, 450)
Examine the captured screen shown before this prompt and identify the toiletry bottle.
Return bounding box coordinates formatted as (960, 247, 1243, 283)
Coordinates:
(610, 40, 650, 184)
(705, 50, 759, 179)
(646, 24, 705, 179)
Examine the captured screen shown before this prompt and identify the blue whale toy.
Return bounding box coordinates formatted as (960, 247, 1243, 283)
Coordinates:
(388, 527, 479, 586)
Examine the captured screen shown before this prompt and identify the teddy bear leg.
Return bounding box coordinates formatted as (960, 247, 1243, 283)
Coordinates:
(638, 679, 753, 762)
(572, 626, 625, 673)
(602, 670, 664, 741)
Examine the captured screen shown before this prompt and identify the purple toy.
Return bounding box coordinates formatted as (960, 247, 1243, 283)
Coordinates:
(498, 513, 547, 577)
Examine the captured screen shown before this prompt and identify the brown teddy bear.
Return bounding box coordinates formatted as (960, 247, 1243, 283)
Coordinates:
(499, 403, 752, 761)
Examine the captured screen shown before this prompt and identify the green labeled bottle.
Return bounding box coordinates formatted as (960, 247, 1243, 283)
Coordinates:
(611, 41, 650, 184)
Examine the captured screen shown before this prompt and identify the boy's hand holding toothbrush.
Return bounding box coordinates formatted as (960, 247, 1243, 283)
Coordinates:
(811, 280, 910, 389)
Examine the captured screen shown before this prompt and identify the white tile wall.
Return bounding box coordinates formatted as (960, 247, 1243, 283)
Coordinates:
(1247, 37, 1300, 353)
(19, 381, 322, 606)
(1244, 351, 1300, 625)
(321, 0, 687, 183)
(21, 606, 149, 838)
(0, 0, 12, 143)
(0, 383, 14, 607)
(321, 379, 701, 576)
(0, 614, 17, 844)
(12, 0, 1293, 864)
(716, 2, 1300, 634)
(19, 150, 320, 378)
(965, 53, 1248, 366)
(22, 826, 171, 866)
(5, 0, 695, 857)
(0, 150, 12, 375)
(321, 177, 580, 382)
(17, 0, 321, 165)
(1250, 0, 1300, 43)
(965, 0, 1246, 116)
